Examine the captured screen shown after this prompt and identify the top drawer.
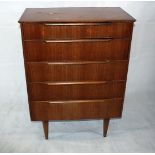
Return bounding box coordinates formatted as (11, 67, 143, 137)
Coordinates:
(22, 22, 133, 40)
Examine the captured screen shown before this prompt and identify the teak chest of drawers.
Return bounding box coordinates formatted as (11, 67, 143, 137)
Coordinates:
(19, 7, 135, 139)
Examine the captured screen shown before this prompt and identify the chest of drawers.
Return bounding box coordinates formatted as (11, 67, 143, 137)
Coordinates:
(19, 7, 135, 139)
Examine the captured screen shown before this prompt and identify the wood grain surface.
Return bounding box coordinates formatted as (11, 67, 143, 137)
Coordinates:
(18, 7, 135, 23)
(24, 39, 131, 61)
(26, 61, 128, 82)
(22, 22, 133, 40)
(19, 7, 135, 138)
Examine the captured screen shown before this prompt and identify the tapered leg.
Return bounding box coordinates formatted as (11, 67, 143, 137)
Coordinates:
(103, 118, 110, 137)
(42, 121, 49, 139)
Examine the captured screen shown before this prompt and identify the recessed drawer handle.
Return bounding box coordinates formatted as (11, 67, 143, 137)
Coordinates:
(44, 22, 112, 26)
(47, 60, 110, 65)
(47, 99, 106, 104)
(44, 81, 112, 86)
(44, 39, 112, 43)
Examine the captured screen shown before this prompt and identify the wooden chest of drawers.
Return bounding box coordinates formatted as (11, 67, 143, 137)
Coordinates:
(19, 7, 135, 139)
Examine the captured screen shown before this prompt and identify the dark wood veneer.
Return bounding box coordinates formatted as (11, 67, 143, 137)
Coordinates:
(19, 7, 135, 139)
(24, 39, 131, 61)
(26, 61, 128, 82)
(22, 22, 133, 40)
(18, 7, 135, 23)
(28, 81, 126, 101)
(30, 98, 123, 120)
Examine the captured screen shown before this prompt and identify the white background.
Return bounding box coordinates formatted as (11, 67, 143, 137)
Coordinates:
(0, 1, 155, 152)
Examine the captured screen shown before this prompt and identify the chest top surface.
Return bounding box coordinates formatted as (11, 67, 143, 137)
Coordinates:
(18, 7, 135, 23)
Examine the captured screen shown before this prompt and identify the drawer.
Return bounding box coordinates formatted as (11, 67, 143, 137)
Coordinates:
(30, 98, 123, 120)
(26, 61, 128, 82)
(28, 81, 126, 101)
(24, 39, 130, 61)
(22, 22, 133, 40)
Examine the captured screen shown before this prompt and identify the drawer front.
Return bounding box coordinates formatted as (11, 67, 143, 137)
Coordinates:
(22, 22, 133, 40)
(28, 81, 126, 101)
(30, 98, 123, 120)
(44, 23, 133, 39)
(24, 39, 130, 61)
(26, 61, 128, 82)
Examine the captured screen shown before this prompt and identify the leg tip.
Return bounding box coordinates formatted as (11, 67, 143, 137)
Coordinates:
(103, 131, 107, 137)
(45, 136, 48, 140)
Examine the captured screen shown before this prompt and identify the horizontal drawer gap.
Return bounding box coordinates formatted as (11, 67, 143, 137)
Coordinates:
(29, 80, 125, 85)
(26, 60, 128, 64)
(31, 98, 123, 104)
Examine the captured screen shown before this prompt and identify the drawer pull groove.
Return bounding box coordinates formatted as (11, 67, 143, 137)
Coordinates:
(30, 80, 125, 86)
(44, 22, 112, 26)
(44, 39, 112, 43)
(32, 98, 123, 104)
(46, 60, 110, 65)
(46, 81, 110, 85)
(48, 99, 106, 104)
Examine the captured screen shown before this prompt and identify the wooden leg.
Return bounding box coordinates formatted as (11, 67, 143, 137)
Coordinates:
(42, 121, 49, 139)
(103, 118, 110, 137)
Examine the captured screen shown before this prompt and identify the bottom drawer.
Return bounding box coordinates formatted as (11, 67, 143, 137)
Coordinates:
(30, 98, 123, 120)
